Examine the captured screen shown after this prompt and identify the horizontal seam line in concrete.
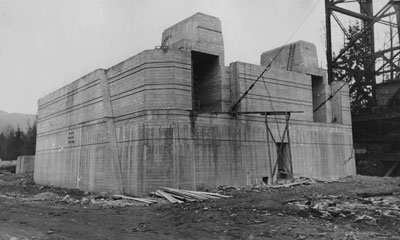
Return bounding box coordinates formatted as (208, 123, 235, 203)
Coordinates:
(36, 111, 307, 137)
(37, 109, 352, 137)
(239, 71, 311, 87)
(109, 65, 191, 84)
(108, 60, 191, 80)
(111, 83, 191, 101)
(40, 61, 190, 108)
(35, 138, 271, 153)
(112, 111, 352, 128)
(39, 83, 191, 122)
(242, 95, 312, 107)
(108, 61, 191, 83)
(38, 97, 103, 122)
(239, 77, 311, 91)
(197, 26, 222, 33)
(244, 91, 313, 104)
(291, 142, 353, 145)
(36, 142, 109, 153)
(36, 139, 352, 153)
(37, 118, 105, 137)
(39, 79, 101, 109)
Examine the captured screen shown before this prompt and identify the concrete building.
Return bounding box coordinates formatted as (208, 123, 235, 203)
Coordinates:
(34, 13, 355, 195)
(16, 155, 35, 174)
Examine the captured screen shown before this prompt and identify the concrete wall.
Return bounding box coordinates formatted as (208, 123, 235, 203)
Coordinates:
(0, 160, 17, 167)
(35, 49, 192, 193)
(331, 81, 352, 124)
(376, 81, 400, 108)
(261, 40, 320, 76)
(16, 156, 35, 174)
(34, 13, 355, 196)
(162, 13, 230, 112)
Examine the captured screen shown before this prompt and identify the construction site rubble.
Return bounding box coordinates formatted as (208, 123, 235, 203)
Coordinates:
(0, 172, 400, 239)
(286, 191, 400, 223)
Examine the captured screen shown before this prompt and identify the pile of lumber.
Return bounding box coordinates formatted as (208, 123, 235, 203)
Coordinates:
(152, 187, 231, 204)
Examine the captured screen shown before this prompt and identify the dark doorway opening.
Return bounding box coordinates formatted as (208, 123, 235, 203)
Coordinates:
(312, 75, 326, 123)
(276, 142, 290, 179)
(191, 51, 220, 113)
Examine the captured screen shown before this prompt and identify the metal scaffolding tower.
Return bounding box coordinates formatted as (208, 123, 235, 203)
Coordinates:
(325, 0, 400, 110)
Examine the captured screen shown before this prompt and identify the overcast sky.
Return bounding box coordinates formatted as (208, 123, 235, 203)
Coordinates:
(0, 0, 325, 114)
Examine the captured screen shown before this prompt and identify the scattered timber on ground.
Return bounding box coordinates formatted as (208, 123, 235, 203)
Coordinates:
(356, 191, 396, 198)
(271, 180, 311, 189)
(112, 195, 157, 204)
(295, 175, 339, 183)
(153, 187, 231, 203)
(309, 176, 340, 183)
(154, 190, 183, 204)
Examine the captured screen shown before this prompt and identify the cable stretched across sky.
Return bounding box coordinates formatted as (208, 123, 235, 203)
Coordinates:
(229, 0, 321, 113)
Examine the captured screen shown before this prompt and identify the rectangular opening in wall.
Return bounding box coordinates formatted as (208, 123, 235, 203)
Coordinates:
(191, 51, 220, 113)
(276, 142, 290, 180)
(312, 75, 327, 123)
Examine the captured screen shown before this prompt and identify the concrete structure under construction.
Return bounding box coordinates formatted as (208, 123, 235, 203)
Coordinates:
(16, 155, 35, 174)
(34, 13, 355, 196)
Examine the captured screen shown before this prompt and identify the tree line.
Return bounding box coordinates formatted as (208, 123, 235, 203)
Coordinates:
(0, 121, 37, 160)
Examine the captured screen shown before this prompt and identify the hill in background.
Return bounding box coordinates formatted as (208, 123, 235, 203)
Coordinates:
(0, 110, 36, 133)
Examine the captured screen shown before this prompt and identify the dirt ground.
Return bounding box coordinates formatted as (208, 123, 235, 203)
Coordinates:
(0, 172, 399, 240)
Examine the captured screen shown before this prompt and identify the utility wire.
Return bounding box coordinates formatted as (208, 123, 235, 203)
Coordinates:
(313, 80, 348, 112)
(229, 0, 321, 113)
(314, 2, 398, 113)
(257, 0, 322, 177)
(262, 76, 282, 139)
(253, 0, 321, 139)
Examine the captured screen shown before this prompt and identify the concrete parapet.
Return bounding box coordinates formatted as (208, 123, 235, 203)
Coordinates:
(162, 12, 224, 63)
(16, 156, 35, 174)
(331, 81, 351, 124)
(261, 40, 320, 76)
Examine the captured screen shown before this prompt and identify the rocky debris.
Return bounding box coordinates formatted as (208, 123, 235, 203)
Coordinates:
(286, 192, 400, 223)
(34, 192, 60, 201)
(80, 197, 90, 204)
(217, 176, 338, 195)
(94, 191, 109, 199)
(112, 195, 122, 200)
(54, 192, 159, 207)
(61, 194, 70, 202)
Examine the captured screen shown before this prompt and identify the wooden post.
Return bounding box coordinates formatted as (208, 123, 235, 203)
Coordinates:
(285, 113, 294, 180)
(265, 114, 273, 184)
(325, 0, 333, 83)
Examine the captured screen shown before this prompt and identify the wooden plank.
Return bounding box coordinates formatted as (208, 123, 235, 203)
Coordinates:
(270, 180, 310, 189)
(309, 176, 338, 183)
(113, 195, 156, 204)
(185, 190, 231, 198)
(155, 190, 183, 203)
(167, 192, 197, 202)
(356, 191, 394, 198)
(161, 187, 209, 200)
